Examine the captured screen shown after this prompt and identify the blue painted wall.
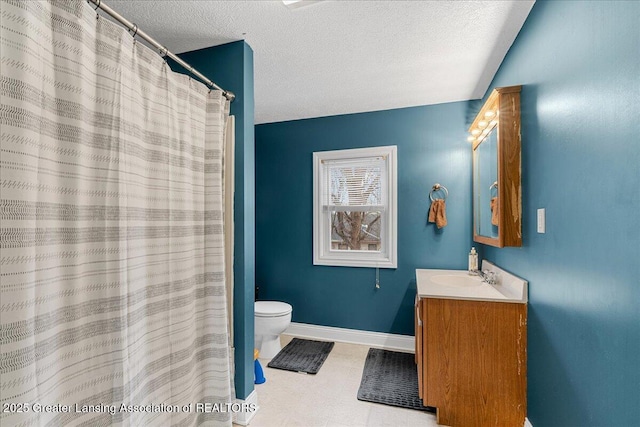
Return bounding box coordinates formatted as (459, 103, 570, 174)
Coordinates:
(476, 1, 640, 426)
(177, 41, 256, 400)
(255, 103, 472, 335)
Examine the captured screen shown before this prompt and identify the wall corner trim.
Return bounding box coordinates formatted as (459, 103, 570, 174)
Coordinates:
(285, 322, 414, 352)
(232, 389, 259, 426)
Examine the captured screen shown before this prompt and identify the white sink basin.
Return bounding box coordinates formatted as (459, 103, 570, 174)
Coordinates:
(430, 274, 483, 288)
(416, 262, 528, 303)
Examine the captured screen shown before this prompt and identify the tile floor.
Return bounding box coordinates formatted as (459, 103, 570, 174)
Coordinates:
(242, 335, 443, 427)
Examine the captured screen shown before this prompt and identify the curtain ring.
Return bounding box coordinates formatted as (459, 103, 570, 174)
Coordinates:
(130, 23, 138, 38)
(159, 46, 169, 63)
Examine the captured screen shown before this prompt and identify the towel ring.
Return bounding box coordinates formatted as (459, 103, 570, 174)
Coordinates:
(489, 181, 498, 191)
(429, 183, 448, 202)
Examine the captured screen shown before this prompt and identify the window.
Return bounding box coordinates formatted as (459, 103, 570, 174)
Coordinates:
(313, 146, 397, 268)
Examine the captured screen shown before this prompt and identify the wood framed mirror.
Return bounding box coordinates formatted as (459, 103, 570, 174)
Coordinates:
(470, 86, 522, 248)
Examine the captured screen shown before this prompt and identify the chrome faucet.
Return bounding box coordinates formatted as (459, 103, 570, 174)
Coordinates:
(472, 269, 498, 285)
(481, 270, 497, 285)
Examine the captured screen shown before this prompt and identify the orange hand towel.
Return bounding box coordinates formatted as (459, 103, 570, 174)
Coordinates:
(490, 197, 499, 226)
(428, 199, 448, 229)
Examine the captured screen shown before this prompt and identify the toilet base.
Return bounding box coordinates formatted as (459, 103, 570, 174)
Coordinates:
(257, 335, 282, 359)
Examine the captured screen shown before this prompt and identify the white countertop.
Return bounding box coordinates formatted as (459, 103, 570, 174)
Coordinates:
(416, 262, 527, 303)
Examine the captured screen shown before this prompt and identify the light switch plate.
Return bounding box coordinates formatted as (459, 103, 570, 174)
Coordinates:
(537, 208, 546, 233)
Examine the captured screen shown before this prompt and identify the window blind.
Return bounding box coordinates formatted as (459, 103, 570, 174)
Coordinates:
(322, 156, 386, 212)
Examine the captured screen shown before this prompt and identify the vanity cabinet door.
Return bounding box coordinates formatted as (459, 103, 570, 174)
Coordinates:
(424, 298, 527, 427)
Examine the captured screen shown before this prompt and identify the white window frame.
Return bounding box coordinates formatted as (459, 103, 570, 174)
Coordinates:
(313, 146, 397, 268)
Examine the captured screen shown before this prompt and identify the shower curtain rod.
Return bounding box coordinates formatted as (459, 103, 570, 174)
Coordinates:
(87, 0, 235, 102)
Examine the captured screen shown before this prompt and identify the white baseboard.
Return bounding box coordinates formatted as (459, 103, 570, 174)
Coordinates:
(232, 389, 259, 426)
(284, 322, 414, 352)
(524, 417, 533, 427)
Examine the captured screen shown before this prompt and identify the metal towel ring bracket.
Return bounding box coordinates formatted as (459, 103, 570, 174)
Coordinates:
(429, 183, 448, 202)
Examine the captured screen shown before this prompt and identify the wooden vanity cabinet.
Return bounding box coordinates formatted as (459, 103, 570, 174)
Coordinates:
(415, 296, 424, 399)
(416, 296, 527, 427)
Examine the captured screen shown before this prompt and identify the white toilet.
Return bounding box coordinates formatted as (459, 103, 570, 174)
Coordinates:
(254, 301, 293, 359)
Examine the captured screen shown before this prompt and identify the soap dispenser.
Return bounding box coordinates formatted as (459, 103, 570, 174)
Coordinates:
(468, 247, 478, 274)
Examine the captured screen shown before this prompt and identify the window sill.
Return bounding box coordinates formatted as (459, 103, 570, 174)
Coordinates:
(313, 257, 397, 269)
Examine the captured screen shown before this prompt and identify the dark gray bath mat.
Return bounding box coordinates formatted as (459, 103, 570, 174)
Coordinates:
(357, 348, 436, 412)
(267, 338, 334, 374)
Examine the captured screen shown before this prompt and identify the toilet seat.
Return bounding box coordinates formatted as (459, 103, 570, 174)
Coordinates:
(255, 301, 292, 318)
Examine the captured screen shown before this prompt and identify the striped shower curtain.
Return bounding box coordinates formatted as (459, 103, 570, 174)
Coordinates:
(1, 1, 233, 426)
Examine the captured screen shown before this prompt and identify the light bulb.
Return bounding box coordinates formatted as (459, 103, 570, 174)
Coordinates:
(467, 136, 475, 142)
(478, 120, 488, 128)
(471, 129, 481, 136)
(484, 110, 495, 118)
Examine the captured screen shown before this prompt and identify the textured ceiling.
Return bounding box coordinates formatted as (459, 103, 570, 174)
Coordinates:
(107, 1, 535, 124)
